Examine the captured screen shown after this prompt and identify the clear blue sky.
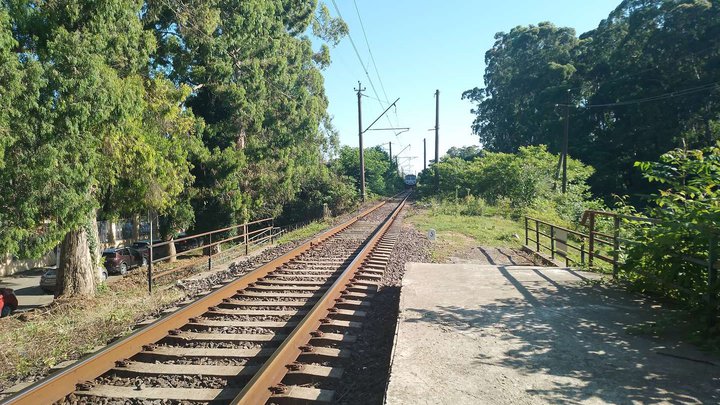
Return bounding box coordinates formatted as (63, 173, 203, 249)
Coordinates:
(321, 0, 620, 174)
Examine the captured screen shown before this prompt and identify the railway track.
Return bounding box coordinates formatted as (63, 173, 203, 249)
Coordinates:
(4, 194, 409, 404)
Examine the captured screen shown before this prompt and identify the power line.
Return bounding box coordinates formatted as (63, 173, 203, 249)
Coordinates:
(331, 0, 399, 137)
(558, 81, 720, 109)
(352, 0, 400, 129)
(330, 1, 390, 118)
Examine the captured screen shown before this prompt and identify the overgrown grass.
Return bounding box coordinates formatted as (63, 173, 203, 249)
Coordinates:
(0, 273, 184, 389)
(275, 220, 331, 245)
(406, 200, 524, 262)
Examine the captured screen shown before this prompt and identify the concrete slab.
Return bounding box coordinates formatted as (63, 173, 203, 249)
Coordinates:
(386, 263, 720, 405)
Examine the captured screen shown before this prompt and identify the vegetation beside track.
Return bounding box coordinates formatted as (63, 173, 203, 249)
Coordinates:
(0, 214, 352, 391)
(275, 221, 332, 245)
(0, 273, 183, 390)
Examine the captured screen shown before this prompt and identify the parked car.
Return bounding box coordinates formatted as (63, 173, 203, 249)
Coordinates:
(129, 240, 162, 261)
(40, 266, 108, 294)
(103, 247, 144, 275)
(175, 233, 202, 253)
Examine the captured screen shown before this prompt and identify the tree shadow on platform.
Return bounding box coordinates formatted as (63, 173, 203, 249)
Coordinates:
(404, 267, 719, 404)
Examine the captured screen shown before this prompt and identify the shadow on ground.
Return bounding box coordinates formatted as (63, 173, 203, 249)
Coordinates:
(404, 267, 719, 404)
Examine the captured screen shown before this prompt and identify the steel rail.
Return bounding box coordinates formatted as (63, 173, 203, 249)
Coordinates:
(2, 201, 389, 405)
(233, 194, 409, 404)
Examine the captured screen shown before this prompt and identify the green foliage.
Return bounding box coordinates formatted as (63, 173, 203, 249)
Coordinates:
(0, 0, 358, 298)
(331, 145, 404, 197)
(418, 145, 598, 224)
(0, 0, 195, 259)
(462, 22, 581, 153)
(464, 2, 720, 202)
(278, 165, 358, 225)
(276, 220, 330, 245)
(623, 144, 720, 311)
(144, 0, 351, 232)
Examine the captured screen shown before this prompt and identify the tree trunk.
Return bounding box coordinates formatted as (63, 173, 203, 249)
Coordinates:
(88, 213, 101, 269)
(167, 237, 177, 263)
(132, 214, 140, 241)
(106, 222, 116, 246)
(56, 222, 97, 297)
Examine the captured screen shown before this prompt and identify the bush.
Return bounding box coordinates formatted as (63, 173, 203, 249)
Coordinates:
(623, 143, 720, 313)
(417, 145, 600, 225)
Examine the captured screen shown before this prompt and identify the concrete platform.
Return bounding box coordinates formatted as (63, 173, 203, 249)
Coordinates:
(385, 263, 720, 404)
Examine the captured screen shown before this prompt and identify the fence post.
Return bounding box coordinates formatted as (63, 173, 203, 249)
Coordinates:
(612, 216, 621, 278)
(535, 220, 540, 252)
(271, 219, 275, 244)
(148, 211, 153, 295)
(708, 234, 718, 328)
(208, 233, 212, 271)
(588, 212, 595, 267)
(244, 224, 249, 255)
(524, 217, 529, 246)
(550, 226, 555, 259)
(580, 238, 585, 265)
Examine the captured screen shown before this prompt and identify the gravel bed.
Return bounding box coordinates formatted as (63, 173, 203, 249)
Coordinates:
(334, 207, 431, 405)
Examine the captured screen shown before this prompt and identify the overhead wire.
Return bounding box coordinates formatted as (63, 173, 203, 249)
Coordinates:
(559, 81, 720, 109)
(352, 0, 401, 130)
(330, 0, 391, 121)
(331, 0, 397, 137)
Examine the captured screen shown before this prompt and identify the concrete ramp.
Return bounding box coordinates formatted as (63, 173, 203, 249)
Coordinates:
(385, 263, 719, 404)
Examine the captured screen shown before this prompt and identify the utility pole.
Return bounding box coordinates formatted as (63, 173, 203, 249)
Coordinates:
(434, 90, 440, 189)
(389, 141, 392, 164)
(562, 89, 570, 194)
(355, 82, 366, 201)
(423, 138, 427, 171)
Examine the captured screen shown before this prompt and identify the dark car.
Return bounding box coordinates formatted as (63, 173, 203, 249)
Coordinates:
(129, 240, 163, 261)
(40, 266, 108, 294)
(103, 248, 144, 275)
(175, 233, 202, 253)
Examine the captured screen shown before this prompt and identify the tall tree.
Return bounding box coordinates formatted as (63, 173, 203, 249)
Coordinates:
(462, 22, 581, 153)
(331, 146, 403, 196)
(0, 0, 201, 296)
(464, 1, 720, 202)
(573, 0, 720, 199)
(144, 0, 348, 231)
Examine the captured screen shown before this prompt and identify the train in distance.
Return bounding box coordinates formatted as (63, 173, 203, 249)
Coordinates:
(404, 174, 417, 187)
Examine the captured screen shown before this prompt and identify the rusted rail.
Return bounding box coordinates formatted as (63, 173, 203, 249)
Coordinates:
(3, 194, 409, 404)
(234, 195, 408, 404)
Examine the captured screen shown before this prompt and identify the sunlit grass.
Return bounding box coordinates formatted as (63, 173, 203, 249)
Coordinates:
(406, 204, 524, 262)
(275, 220, 331, 245)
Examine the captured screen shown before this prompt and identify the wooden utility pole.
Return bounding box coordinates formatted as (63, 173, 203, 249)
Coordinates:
(562, 89, 570, 194)
(355, 82, 366, 201)
(423, 138, 427, 171)
(389, 141, 392, 164)
(434, 90, 440, 189)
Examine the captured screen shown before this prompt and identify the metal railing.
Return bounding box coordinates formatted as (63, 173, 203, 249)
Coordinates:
(147, 218, 275, 289)
(524, 217, 591, 268)
(525, 210, 719, 326)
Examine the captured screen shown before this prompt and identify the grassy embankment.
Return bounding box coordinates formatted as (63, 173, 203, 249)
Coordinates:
(275, 220, 331, 245)
(0, 273, 183, 390)
(406, 200, 525, 262)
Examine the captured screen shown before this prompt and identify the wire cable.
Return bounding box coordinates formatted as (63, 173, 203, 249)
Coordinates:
(331, 0, 399, 135)
(352, 0, 399, 127)
(559, 81, 719, 109)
